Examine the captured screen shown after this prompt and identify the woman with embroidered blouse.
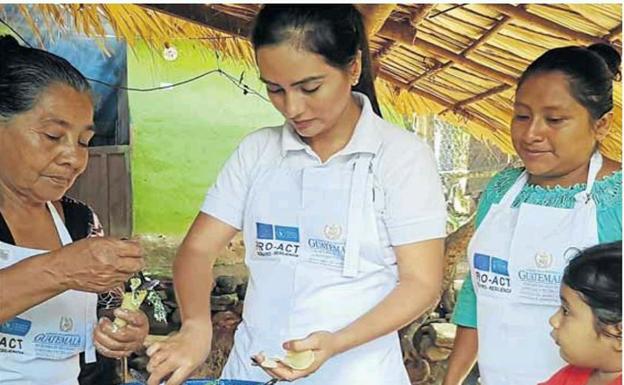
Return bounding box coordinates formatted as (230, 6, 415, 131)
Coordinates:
(442, 43, 622, 385)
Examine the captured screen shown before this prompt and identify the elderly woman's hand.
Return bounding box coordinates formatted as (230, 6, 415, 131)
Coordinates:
(93, 308, 149, 358)
(55, 237, 144, 293)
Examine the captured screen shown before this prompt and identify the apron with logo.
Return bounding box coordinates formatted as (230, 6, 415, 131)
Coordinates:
(0, 202, 97, 385)
(469, 152, 602, 385)
(222, 152, 410, 385)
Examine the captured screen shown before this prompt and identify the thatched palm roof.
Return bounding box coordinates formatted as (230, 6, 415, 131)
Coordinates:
(10, 4, 622, 159)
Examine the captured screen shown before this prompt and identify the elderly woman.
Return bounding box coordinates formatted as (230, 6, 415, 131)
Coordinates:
(443, 43, 622, 385)
(0, 35, 148, 385)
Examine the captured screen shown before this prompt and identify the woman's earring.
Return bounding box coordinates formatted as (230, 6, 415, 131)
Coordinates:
(352, 78, 359, 86)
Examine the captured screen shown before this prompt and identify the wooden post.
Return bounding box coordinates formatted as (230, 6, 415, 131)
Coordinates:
(357, 4, 396, 82)
(357, 4, 397, 38)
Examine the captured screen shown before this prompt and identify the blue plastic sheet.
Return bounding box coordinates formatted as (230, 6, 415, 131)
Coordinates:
(0, 4, 129, 146)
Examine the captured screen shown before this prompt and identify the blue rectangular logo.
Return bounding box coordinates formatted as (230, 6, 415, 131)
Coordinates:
(474, 253, 491, 272)
(0, 317, 32, 336)
(275, 225, 300, 242)
(491, 257, 509, 276)
(256, 223, 274, 240)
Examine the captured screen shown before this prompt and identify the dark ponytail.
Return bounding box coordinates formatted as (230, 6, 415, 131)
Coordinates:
(588, 43, 622, 81)
(251, 5, 382, 117)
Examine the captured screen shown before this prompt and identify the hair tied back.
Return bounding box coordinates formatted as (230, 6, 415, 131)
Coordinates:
(588, 42, 622, 82)
(0, 35, 22, 54)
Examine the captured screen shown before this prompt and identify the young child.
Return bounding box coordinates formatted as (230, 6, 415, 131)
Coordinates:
(541, 241, 622, 385)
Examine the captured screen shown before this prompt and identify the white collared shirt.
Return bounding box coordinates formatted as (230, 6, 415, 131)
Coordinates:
(201, 92, 447, 248)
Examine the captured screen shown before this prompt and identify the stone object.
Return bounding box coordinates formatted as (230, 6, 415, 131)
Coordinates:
(215, 276, 239, 295)
(418, 334, 452, 362)
(211, 293, 239, 312)
(423, 323, 457, 349)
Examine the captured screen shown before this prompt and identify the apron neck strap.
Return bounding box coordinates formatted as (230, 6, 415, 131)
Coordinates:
(343, 153, 374, 278)
(584, 151, 603, 194)
(573, 150, 603, 206)
(46, 201, 73, 246)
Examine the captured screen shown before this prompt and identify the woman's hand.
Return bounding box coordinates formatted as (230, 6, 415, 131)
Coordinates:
(55, 237, 144, 292)
(253, 331, 338, 382)
(145, 321, 213, 385)
(93, 308, 149, 358)
(0, 238, 142, 322)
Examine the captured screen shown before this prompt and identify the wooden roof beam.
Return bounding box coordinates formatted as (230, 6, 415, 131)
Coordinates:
(406, 62, 448, 88)
(379, 71, 450, 108)
(464, 13, 513, 57)
(406, 13, 514, 88)
(378, 70, 502, 132)
(489, 4, 603, 45)
(441, 84, 511, 114)
(144, 4, 251, 38)
(378, 20, 516, 85)
(365, 4, 398, 63)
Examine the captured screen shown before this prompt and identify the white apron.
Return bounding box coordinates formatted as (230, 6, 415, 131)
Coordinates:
(0, 202, 97, 385)
(469, 152, 602, 385)
(222, 152, 409, 384)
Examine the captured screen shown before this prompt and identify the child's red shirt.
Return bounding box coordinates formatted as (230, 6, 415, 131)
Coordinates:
(540, 365, 621, 385)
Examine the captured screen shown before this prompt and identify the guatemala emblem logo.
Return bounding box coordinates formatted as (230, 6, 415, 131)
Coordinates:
(324, 224, 342, 241)
(59, 316, 73, 332)
(534, 251, 553, 269)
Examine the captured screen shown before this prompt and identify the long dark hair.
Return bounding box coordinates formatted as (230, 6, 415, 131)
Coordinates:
(0, 35, 91, 121)
(251, 4, 382, 117)
(517, 43, 621, 120)
(563, 241, 622, 339)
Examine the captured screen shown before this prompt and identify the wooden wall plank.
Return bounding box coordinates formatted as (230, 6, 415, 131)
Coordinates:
(67, 146, 132, 238)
